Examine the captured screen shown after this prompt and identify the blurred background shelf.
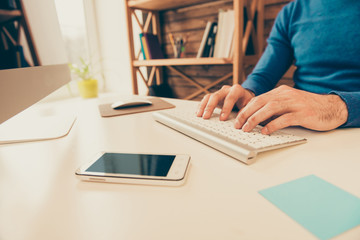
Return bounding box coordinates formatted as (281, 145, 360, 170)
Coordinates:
(125, 0, 264, 100)
(134, 57, 234, 67)
(128, 0, 211, 11)
(0, 9, 21, 23)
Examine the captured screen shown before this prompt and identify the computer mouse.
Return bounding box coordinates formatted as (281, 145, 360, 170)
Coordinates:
(111, 99, 152, 109)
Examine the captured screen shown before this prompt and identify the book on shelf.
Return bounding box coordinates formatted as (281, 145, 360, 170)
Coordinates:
(213, 9, 224, 58)
(196, 21, 211, 58)
(139, 33, 164, 60)
(196, 8, 257, 59)
(243, 8, 256, 55)
(208, 25, 217, 57)
(196, 21, 217, 58)
(204, 23, 217, 58)
(223, 10, 234, 58)
(214, 9, 235, 58)
(139, 33, 149, 60)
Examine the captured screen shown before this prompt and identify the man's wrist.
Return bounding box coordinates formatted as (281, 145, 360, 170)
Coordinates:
(244, 88, 255, 98)
(328, 94, 349, 126)
(240, 89, 255, 108)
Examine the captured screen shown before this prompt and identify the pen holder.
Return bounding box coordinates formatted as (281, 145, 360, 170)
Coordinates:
(77, 79, 98, 98)
(169, 34, 186, 58)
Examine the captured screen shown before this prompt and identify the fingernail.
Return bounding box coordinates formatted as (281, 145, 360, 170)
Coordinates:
(262, 127, 269, 135)
(234, 119, 241, 129)
(242, 122, 250, 132)
(203, 110, 210, 119)
(220, 113, 226, 120)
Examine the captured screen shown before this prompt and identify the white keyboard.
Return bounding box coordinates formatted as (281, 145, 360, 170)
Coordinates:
(153, 108, 306, 164)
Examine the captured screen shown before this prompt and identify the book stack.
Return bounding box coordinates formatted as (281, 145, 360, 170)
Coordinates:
(140, 33, 164, 60)
(197, 9, 235, 58)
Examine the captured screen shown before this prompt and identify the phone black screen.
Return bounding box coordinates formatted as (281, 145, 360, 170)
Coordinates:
(86, 153, 175, 177)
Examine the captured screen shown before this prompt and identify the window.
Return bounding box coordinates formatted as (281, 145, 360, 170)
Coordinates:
(55, 0, 89, 69)
(41, 0, 95, 101)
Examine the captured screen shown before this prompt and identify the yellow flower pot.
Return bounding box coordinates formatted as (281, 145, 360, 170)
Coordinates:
(77, 79, 98, 98)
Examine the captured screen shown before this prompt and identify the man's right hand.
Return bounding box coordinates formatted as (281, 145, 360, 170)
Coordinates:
(196, 84, 255, 121)
(197, 84, 349, 135)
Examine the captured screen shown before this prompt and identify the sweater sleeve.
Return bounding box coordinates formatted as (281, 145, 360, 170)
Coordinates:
(242, 2, 295, 96)
(329, 91, 360, 127)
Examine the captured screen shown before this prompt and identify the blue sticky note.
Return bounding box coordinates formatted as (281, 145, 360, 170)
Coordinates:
(259, 175, 360, 240)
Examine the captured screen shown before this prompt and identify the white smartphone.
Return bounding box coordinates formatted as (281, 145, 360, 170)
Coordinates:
(76, 152, 190, 186)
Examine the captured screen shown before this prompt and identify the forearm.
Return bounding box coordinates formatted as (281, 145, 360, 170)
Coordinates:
(242, 43, 294, 96)
(242, 4, 294, 96)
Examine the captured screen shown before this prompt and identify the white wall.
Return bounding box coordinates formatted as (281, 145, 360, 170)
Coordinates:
(90, 0, 150, 96)
(91, 0, 133, 95)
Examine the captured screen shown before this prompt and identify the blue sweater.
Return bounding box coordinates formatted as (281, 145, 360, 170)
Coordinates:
(242, 0, 360, 127)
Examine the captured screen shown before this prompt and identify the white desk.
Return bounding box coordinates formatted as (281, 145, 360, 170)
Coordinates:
(1, 95, 360, 240)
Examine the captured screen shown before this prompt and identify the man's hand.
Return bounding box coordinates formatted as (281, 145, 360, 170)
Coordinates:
(235, 85, 349, 134)
(196, 84, 254, 121)
(197, 84, 349, 135)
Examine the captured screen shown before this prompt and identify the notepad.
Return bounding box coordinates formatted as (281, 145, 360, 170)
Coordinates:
(259, 175, 360, 240)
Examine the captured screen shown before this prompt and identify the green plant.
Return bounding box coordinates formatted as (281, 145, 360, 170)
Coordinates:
(68, 57, 93, 80)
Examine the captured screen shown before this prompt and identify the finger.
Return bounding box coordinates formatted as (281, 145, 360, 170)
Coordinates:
(202, 88, 229, 119)
(196, 94, 211, 117)
(234, 96, 267, 129)
(262, 113, 296, 135)
(220, 85, 244, 121)
(241, 101, 287, 132)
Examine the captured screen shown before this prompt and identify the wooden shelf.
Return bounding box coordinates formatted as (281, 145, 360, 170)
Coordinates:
(133, 57, 232, 67)
(128, 0, 212, 11)
(133, 56, 258, 67)
(0, 9, 21, 24)
(125, 0, 264, 99)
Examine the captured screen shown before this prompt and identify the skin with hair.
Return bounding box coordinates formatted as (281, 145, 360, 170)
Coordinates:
(196, 84, 348, 135)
